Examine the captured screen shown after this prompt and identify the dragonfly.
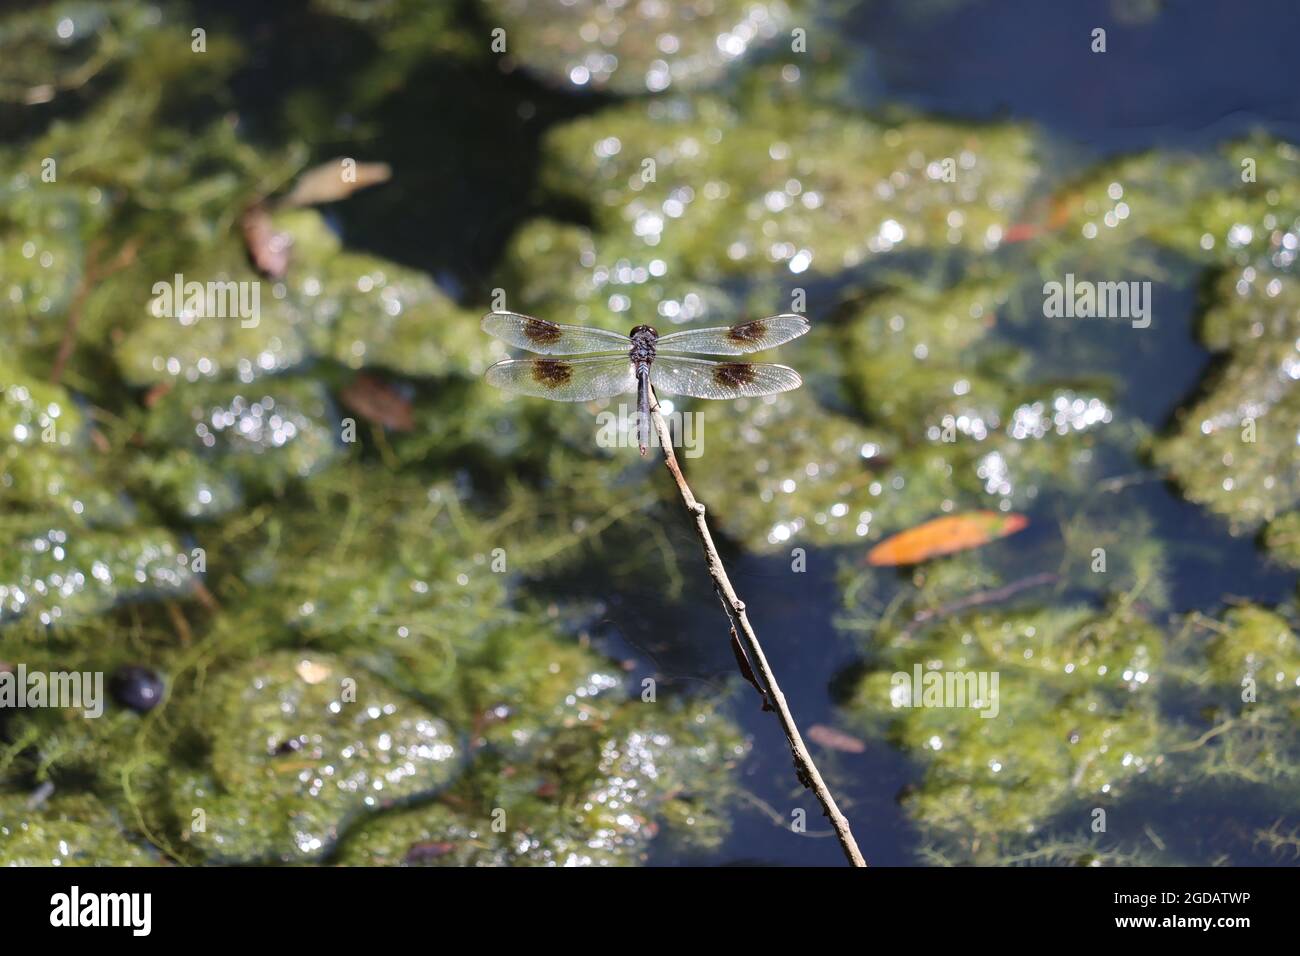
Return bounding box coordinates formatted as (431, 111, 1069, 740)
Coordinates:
(482, 310, 810, 455)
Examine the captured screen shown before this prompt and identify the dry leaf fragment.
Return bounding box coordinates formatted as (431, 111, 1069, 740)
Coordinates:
(295, 659, 333, 685)
(404, 842, 456, 864)
(339, 374, 415, 432)
(240, 203, 293, 278)
(807, 725, 867, 753)
(280, 158, 392, 208)
(866, 511, 1029, 566)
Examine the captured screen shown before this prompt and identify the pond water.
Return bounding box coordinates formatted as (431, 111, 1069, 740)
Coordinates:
(1, 0, 1297, 866)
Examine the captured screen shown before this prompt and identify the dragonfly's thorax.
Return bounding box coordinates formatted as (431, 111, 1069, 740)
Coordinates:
(628, 325, 658, 368)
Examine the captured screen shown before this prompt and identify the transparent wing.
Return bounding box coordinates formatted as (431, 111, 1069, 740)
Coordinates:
(651, 356, 802, 400)
(655, 314, 810, 355)
(481, 311, 629, 355)
(485, 356, 635, 402)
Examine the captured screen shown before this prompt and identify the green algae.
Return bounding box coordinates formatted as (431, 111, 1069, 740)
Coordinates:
(140, 378, 341, 493)
(337, 697, 744, 866)
(838, 538, 1298, 863)
(1166, 608, 1300, 796)
(833, 467, 1293, 865)
(245, 471, 515, 703)
(125, 450, 244, 522)
(1203, 605, 1300, 694)
(495, 219, 737, 331)
(0, 520, 191, 627)
(1, 363, 194, 626)
(114, 209, 488, 387)
(846, 600, 1164, 849)
(484, 0, 798, 95)
(1, 362, 115, 521)
(0, 793, 158, 867)
(1153, 268, 1300, 533)
(308, 0, 473, 61)
(680, 301, 1115, 555)
(1264, 512, 1300, 569)
(540, 94, 1040, 282)
(839, 592, 1299, 863)
(0, 1, 161, 104)
(1028, 136, 1300, 272)
(0, 183, 91, 357)
(840, 276, 1015, 426)
(171, 652, 460, 863)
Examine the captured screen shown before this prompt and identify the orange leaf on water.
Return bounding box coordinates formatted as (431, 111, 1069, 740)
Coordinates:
(865, 511, 1028, 567)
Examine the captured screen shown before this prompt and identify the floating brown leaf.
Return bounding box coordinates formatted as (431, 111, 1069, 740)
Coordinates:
(403, 842, 456, 864)
(339, 374, 415, 432)
(280, 159, 392, 208)
(866, 511, 1029, 566)
(807, 725, 866, 754)
(240, 203, 292, 278)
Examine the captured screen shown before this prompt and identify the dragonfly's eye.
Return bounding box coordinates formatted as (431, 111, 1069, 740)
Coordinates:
(629, 324, 658, 339)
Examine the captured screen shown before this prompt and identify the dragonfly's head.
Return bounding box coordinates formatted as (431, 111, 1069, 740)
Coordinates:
(629, 324, 659, 341)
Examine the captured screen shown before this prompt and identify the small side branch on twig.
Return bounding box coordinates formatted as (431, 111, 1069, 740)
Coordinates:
(647, 386, 866, 867)
(900, 571, 1059, 640)
(50, 238, 139, 386)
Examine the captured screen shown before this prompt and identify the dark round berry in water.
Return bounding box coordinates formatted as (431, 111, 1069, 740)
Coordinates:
(111, 666, 165, 713)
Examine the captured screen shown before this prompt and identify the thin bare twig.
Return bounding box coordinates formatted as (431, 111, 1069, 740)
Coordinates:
(647, 386, 867, 867)
(735, 788, 838, 839)
(50, 238, 139, 385)
(899, 571, 1059, 640)
(163, 600, 193, 646)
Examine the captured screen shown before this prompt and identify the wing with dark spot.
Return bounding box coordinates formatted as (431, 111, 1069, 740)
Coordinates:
(481, 312, 629, 354)
(655, 314, 810, 355)
(485, 356, 635, 401)
(650, 356, 802, 399)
